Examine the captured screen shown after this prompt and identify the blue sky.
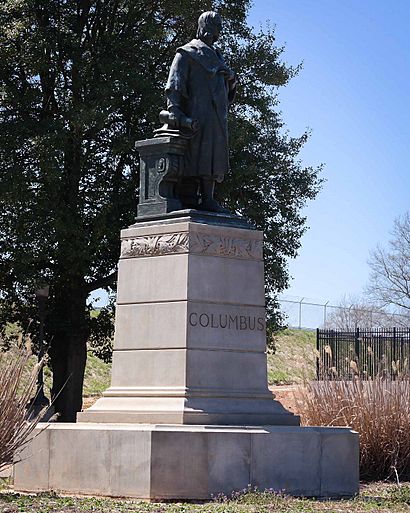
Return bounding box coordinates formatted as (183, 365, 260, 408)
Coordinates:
(248, 0, 410, 304)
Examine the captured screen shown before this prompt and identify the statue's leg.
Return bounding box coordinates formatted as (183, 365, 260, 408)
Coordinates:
(199, 178, 230, 214)
(176, 178, 200, 209)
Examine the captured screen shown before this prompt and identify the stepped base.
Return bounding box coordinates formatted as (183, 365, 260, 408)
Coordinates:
(14, 423, 359, 499)
(77, 391, 300, 425)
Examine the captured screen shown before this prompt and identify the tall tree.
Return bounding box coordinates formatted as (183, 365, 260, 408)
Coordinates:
(0, 0, 322, 421)
(367, 212, 410, 321)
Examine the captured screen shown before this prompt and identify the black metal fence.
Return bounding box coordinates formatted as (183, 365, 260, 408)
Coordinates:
(316, 328, 410, 379)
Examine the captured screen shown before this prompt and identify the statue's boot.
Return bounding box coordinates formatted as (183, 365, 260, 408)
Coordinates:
(200, 179, 230, 214)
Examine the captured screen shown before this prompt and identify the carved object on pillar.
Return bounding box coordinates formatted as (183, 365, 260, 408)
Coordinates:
(136, 136, 187, 217)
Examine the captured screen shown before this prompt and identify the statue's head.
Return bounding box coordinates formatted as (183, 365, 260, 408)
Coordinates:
(196, 11, 222, 44)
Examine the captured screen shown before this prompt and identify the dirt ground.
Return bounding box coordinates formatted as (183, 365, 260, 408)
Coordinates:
(270, 385, 302, 415)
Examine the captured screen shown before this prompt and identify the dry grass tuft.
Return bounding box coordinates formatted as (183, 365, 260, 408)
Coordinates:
(297, 374, 410, 481)
(0, 347, 43, 472)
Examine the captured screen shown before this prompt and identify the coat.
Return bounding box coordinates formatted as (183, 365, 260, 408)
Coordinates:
(165, 38, 236, 181)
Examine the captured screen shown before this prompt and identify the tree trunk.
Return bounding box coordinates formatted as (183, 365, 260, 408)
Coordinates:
(49, 285, 88, 422)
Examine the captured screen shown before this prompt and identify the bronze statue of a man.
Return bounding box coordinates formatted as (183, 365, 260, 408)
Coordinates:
(165, 11, 237, 212)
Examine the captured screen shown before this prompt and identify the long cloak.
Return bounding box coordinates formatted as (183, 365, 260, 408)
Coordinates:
(165, 38, 236, 181)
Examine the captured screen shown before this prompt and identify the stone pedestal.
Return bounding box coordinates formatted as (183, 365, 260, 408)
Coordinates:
(79, 213, 298, 426)
(14, 212, 359, 499)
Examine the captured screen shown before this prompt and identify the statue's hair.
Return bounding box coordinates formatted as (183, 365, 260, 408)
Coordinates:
(196, 11, 221, 39)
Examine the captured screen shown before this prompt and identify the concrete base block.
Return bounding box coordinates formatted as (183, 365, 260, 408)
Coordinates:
(14, 423, 359, 499)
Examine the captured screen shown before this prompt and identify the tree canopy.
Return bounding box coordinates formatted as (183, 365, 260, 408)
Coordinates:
(0, 0, 322, 421)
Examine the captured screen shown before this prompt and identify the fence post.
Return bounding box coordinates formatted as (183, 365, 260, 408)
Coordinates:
(355, 327, 360, 369)
(330, 329, 335, 377)
(298, 297, 304, 329)
(393, 327, 397, 378)
(316, 328, 320, 380)
(400, 334, 404, 373)
(323, 301, 329, 326)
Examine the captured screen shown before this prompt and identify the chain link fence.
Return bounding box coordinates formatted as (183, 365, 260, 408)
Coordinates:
(278, 295, 409, 330)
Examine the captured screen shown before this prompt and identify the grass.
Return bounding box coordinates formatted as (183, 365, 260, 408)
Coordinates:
(1, 483, 410, 512)
(267, 329, 316, 385)
(82, 353, 111, 396)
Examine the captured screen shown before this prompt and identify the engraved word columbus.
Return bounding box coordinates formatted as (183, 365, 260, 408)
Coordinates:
(189, 312, 265, 331)
(121, 232, 263, 260)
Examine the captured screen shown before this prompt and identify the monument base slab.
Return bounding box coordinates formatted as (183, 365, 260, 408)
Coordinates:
(14, 423, 359, 499)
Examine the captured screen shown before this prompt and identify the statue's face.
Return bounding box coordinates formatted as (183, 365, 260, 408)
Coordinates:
(211, 17, 222, 42)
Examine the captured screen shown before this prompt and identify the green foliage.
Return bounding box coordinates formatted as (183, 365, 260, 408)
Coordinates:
(388, 485, 410, 504)
(88, 303, 114, 363)
(0, 0, 322, 415)
(0, 322, 23, 351)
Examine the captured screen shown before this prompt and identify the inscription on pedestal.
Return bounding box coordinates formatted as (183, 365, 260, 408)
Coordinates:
(188, 312, 265, 331)
(186, 302, 266, 350)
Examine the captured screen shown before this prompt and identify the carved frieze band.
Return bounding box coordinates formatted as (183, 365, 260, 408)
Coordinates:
(121, 232, 263, 260)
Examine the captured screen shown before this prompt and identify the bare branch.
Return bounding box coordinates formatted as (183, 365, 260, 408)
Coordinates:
(367, 212, 410, 314)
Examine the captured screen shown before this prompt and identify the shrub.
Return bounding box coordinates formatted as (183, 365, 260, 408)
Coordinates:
(297, 374, 410, 481)
(88, 305, 114, 364)
(0, 348, 43, 472)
